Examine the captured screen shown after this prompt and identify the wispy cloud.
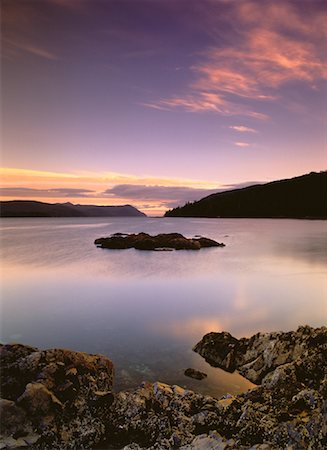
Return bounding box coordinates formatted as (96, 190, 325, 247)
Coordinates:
(144, 1, 327, 118)
(0, 167, 218, 190)
(22, 45, 58, 60)
(222, 181, 262, 190)
(147, 93, 267, 119)
(0, 167, 221, 213)
(145, 92, 228, 113)
(103, 181, 263, 208)
(199, 29, 327, 97)
(3, 38, 58, 61)
(0, 187, 94, 198)
(229, 125, 257, 133)
(234, 142, 250, 148)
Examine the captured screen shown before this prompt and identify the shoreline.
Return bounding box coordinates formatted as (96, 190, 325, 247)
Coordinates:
(1, 325, 326, 449)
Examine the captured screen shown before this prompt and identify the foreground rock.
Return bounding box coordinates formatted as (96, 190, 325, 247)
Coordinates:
(95, 232, 225, 251)
(193, 325, 327, 384)
(107, 320, 326, 448)
(1, 326, 326, 449)
(0, 344, 114, 449)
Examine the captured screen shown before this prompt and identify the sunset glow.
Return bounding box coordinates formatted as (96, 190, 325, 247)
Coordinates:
(1, 0, 326, 215)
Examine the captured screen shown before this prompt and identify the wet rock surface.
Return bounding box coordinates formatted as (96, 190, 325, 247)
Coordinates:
(1, 326, 326, 449)
(94, 232, 225, 251)
(193, 325, 327, 384)
(0, 343, 114, 449)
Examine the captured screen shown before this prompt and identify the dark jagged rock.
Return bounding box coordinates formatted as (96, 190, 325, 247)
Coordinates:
(193, 332, 240, 373)
(184, 368, 207, 380)
(94, 232, 225, 251)
(0, 344, 114, 449)
(1, 326, 326, 449)
(193, 325, 327, 384)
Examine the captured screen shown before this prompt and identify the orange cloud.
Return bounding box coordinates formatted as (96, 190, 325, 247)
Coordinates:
(0, 168, 222, 216)
(145, 1, 327, 118)
(193, 27, 326, 100)
(237, 1, 327, 40)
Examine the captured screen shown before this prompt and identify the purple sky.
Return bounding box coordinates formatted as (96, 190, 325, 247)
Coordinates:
(1, 0, 326, 215)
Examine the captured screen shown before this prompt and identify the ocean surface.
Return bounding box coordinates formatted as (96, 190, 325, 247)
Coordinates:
(1, 217, 326, 397)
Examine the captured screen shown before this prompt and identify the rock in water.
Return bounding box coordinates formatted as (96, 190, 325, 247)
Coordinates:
(193, 325, 327, 384)
(0, 344, 114, 449)
(189, 326, 327, 449)
(94, 232, 225, 251)
(184, 368, 207, 380)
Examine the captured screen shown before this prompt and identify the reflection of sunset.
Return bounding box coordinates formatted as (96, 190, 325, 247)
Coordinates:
(151, 317, 224, 339)
(233, 279, 248, 312)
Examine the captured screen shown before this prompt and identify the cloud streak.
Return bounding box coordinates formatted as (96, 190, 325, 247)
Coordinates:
(229, 126, 257, 133)
(103, 184, 219, 208)
(0, 187, 94, 198)
(103, 181, 263, 208)
(145, 1, 327, 118)
(3, 38, 58, 60)
(0, 167, 264, 213)
(0, 167, 222, 214)
(234, 142, 250, 148)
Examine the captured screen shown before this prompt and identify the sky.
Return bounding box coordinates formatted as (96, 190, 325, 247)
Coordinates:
(1, 0, 326, 215)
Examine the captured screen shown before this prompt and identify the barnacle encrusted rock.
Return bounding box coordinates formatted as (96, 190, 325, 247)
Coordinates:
(193, 325, 327, 384)
(1, 326, 326, 449)
(0, 343, 114, 449)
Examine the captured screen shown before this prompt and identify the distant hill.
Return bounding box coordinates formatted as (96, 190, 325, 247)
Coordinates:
(165, 171, 327, 219)
(0, 201, 146, 217)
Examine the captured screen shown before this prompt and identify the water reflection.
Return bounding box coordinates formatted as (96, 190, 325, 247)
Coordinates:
(1, 217, 326, 396)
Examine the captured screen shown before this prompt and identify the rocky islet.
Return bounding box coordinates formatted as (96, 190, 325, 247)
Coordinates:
(94, 232, 225, 251)
(1, 325, 326, 449)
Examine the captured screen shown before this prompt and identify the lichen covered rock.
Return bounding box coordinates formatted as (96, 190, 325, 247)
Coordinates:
(193, 325, 326, 384)
(1, 326, 326, 449)
(0, 344, 114, 449)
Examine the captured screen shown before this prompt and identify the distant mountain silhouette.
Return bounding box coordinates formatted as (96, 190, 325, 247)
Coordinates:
(165, 171, 327, 219)
(0, 201, 146, 217)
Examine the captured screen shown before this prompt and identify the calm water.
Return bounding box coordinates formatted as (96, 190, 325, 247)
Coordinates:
(1, 217, 326, 397)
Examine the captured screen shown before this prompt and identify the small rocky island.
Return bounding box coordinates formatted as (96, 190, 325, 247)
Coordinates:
(95, 232, 225, 251)
(1, 326, 326, 449)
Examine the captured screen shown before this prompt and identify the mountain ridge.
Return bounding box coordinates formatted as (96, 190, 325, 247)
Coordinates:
(0, 200, 146, 217)
(165, 171, 327, 219)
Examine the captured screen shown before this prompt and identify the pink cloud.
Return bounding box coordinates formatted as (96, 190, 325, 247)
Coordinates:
(156, 92, 227, 113)
(147, 93, 269, 119)
(194, 28, 327, 100)
(234, 142, 250, 148)
(229, 126, 257, 133)
(145, 1, 327, 118)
